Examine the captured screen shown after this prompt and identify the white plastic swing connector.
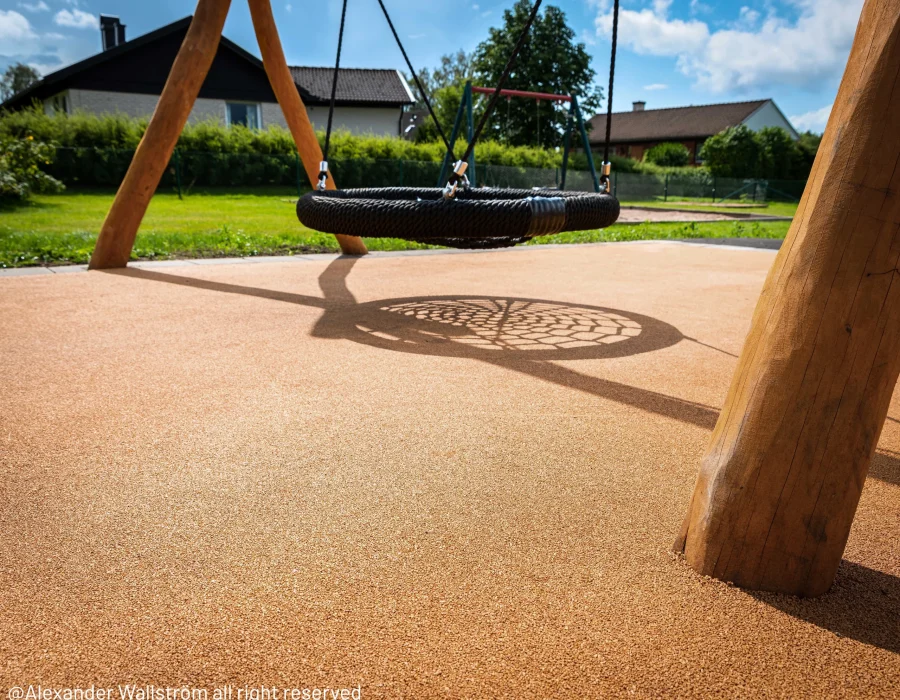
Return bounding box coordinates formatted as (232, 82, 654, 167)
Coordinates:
(442, 160, 469, 200)
(316, 160, 329, 191)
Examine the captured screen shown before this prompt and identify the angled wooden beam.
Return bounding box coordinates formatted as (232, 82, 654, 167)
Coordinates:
(675, 0, 900, 597)
(247, 0, 367, 256)
(89, 0, 232, 269)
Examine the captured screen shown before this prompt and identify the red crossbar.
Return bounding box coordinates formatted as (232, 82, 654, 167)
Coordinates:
(471, 86, 572, 102)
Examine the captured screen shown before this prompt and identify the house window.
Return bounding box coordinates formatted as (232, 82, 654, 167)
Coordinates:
(44, 93, 68, 116)
(226, 102, 260, 129)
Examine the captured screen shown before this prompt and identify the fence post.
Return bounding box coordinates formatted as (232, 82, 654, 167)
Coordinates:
(613, 170, 618, 198)
(174, 149, 183, 200)
(712, 175, 716, 202)
(664, 172, 669, 202)
(398, 158, 404, 187)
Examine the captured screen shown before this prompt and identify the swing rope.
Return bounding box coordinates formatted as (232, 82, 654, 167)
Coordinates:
(318, 0, 349, 189)
(452, 0, 543, 184)
(600, 0, 620, 190)
(319, 0, 459, 189)
(298, 0, 622, 250)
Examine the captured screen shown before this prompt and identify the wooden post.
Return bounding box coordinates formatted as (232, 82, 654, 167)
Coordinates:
(247, 0, 367, 256)
(676, 0, 900, 597)
(89, 0, 232, 269)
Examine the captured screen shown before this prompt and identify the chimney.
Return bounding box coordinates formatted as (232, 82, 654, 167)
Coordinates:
(100, 15, 126, 51)
(633, 101, 646, 112)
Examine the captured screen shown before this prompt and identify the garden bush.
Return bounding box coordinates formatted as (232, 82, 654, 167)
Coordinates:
(0, 107, 583, 169)
(0, 135, 64, 202)
(644, 142, 690, 167)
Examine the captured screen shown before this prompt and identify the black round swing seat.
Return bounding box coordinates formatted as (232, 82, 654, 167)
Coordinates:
(296, 187, 620, 249)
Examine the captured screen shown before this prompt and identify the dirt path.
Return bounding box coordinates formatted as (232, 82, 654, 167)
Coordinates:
(618, 206, 771, 222)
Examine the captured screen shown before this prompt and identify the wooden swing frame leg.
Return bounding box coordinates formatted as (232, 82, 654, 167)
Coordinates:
(89, 0, 366, 270)
(675, 0, 900, 597)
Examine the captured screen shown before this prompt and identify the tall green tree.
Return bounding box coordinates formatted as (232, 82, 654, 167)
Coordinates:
(699, 125, 763, 178)
(0, 63, 41, 101)
(405, 51, 474, 143)
(757, 126, 802, 179)
(795, 130, 822, 176)
(472, 0, 602, 147)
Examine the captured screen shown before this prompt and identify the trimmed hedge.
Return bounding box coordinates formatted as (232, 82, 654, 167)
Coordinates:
(0, 108, 715, 189)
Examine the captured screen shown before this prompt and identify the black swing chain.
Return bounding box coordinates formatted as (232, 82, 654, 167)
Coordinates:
(319, 0, 460, 190)
(448, 0, 543, 197)
(319, 0, 619, 198)
(599, 0, 619, 193)
(318, 0, 349, 190)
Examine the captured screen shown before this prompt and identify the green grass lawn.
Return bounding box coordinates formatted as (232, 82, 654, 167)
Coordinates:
(0, 189, 792, 268)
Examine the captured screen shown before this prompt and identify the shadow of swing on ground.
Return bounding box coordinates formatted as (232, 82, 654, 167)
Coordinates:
(113, 257, 900, 477)
(110, 256, 900, 652)
(116, 257, 721, 430)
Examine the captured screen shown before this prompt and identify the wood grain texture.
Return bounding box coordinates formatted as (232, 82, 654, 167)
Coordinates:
(89, 0, 232, 269)
(675, 0, 900, 596)
(247, 0, 367, 256)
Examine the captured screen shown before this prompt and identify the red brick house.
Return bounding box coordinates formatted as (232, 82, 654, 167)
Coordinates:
(587, 99, 798, 164)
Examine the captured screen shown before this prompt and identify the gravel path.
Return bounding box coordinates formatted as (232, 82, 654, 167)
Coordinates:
(1, 243, 896, 697)
(619, 206, 768, 222)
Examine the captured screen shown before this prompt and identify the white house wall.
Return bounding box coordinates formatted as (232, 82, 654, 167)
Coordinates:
(305, 105, 401, 136)
(741, 101, 799, 139)
(53, 89, 401, 136)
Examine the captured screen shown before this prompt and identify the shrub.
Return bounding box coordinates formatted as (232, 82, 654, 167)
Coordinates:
(0, 135, 64, 201)
(757, 126, 803, 179)
(699, 125, 762, 178)
(644, 142, 690, 167)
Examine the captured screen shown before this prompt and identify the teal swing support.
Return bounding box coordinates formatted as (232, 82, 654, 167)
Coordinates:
(438, 81, 601, 193)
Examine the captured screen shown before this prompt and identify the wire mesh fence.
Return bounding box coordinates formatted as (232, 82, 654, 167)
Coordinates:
(48, 147, 806, 203)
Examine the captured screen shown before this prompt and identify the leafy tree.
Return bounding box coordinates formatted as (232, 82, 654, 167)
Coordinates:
(758, 126, 801, 179)
(701, 125, 819, 179)
(405, 50, 474, 143)
(644, 142, 690, 167)
(412, 84, 467, 143)
(417, 50, 473, 101)
(472, 0, 602, 147)
(0, 63, 40, 101)
(699, 125, 762, 178)
(795, 130, 821, 176)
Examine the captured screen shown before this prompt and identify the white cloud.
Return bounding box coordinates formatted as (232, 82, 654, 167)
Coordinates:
(734, 6, 760, 29)
(54, 8, 95, 29)
(690, 0, 712, 14)
(643, 83, 668, 91)
(790, 103, 832, 133)
(18, 1, 50, 12)
(595, 0, 863, 93)
(596, 8, 708, 57)
(0, 9, 38, 54)
(27, 61, 60, 75)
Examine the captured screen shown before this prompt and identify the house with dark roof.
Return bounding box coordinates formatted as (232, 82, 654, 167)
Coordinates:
(587, 99, 798, 164)
(0, 15, 414, 137)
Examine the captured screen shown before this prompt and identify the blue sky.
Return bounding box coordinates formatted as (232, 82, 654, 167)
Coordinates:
(0, 0, 862, 132)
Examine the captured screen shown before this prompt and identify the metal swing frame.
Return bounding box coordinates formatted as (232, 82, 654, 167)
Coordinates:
(438, 81, 601, 193)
